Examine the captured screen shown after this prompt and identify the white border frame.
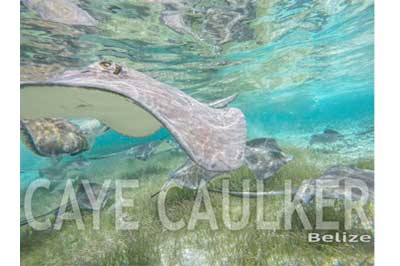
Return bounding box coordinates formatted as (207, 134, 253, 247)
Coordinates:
(1, 0, 399, 265)
(0, 0, 20, 265)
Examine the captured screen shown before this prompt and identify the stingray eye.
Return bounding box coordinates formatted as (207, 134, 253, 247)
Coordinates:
(99, 61, 112, 68)
(113, 64, 122, 75)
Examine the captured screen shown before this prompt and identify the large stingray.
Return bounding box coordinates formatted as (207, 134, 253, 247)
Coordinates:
(80, 94, 238, 162)
(166, 138, 293, 190)
(22, 0, 97, 26)
(21, 61, 247, 172)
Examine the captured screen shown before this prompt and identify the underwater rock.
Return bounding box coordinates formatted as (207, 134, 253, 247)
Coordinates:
(20, 118, 89, 157)
(168, 138, 292, 189)
(21, 61, 247, 172)
(22, 0, 97, 26)
(309, 128, 344, 146)
(298, 166, 374, 202)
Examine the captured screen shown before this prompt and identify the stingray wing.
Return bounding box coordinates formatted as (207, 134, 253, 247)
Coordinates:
(21, 62, 246, 172)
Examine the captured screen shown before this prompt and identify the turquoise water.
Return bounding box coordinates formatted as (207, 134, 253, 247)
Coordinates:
(20, 0, 374, 264)
(21, 0, 373, 173)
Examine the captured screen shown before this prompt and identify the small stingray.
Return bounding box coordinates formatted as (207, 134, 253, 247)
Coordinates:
(165, 165, 374, 202)
(245, 138, 293, 180)
(20, 118, 108, 158)
(167, 159, 219, 189)
(166, 138, 293, 190)
(309, 128, 344, 146)
(20, 118, 89, 157)
(21, 61, 246, 172)
(297, 166, 374, 202)
(22, 0, 97, 26)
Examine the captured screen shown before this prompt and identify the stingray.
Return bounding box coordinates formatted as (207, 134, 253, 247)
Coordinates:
(125, 93, 239, 162)
(85, 93, 237, 162)
(245, 138, 293, 180)
(21, 61, 247, 172)
(297, 166, 374, 203)
(20, 118, 90, 157)
(84, 94, 238, 162)
(163, 164, 373, 202)
(166, 160, 219, 190)
(133, 93, 239, 160)
(164, 138, 293, 190)
(309, 128, 344, 146)
(22, 0, 97, 26)
(21, 118, 109, 158)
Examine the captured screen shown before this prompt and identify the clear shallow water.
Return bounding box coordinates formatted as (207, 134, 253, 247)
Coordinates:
(20, 1, 374, 264)
(21, 0, 373, 191)
(21, 0, 373, 171)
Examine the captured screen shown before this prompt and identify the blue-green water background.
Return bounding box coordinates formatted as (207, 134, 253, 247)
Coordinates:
(20, 0, 374, 187)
